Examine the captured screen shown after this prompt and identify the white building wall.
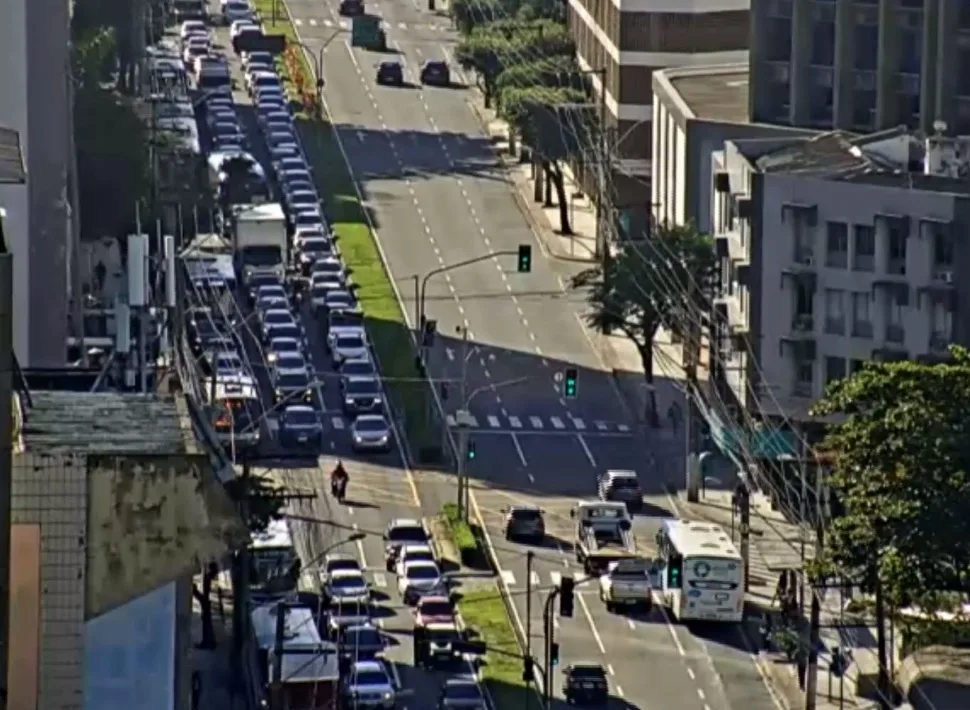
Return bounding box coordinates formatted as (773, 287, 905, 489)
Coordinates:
(756, 173, 957, 419)
(13, 452, 87, 709)
(0, 0, 32, 364)
(651, 99, 688, 226)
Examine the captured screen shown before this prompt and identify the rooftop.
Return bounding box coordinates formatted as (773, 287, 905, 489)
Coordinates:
(737, 128, 970, 195)
(22, 391, 187, 454)
(654, 63, 750, 125)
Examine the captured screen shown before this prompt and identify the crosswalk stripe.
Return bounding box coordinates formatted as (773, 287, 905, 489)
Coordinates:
(294, 18, 303, 25)
(446, 414, 457, 427)
(509, 416, 522, 428)
(595, 421, 609, 431)
(331, 416, 345, 430)
(487, 415, 501, 428)
(550, 416, 565, 430)
(549, 572, 562, 587)
(501, 570, 516, 586)
(309, 18, 317, 26)
(372, 572, 387, 588)
(529, 416, 544, 429)
(572, 417, 586, 430)
(466, 414, 480, 428)
(530, 571, 541, 587)
(617, 423, 630, 432)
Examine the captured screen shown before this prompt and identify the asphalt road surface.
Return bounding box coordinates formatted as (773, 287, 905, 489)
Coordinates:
(276, 0, 785, 708)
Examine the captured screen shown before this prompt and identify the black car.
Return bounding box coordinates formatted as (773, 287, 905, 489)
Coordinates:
(273, 369, 314, 404)
(376, 61, 404, 86)
(562, 663, 609, 705)
(420, 60, 450, 86)
(278, 404, 323, 448)
(337, 624, 385, 659)
(340, 375, 383, 414)
(503, 504, 546, 542)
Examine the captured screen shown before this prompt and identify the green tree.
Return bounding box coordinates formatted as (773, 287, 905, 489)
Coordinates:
(572, 224, 716, 425)
(452, 0, 505, 35)
(192, 474, 285, 649)
(455, 19, 574, 107)
(494, 54, 581, 96)
(811, 349, 970, 607)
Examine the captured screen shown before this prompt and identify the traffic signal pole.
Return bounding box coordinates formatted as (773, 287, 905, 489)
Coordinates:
(542, 589, 560, 708)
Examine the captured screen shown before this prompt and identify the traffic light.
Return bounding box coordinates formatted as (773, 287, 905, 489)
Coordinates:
(522, 656, 535, 682)
(564, 368, 578, 398)
(559, 574, 574, 617)
(668, 554, 683, 588)
(550, 642, 560, 666)
(517, 244, 532, 273)
(467, 439, 477, 460)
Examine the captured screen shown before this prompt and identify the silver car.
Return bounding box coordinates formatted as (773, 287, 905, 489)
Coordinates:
(437, 678, 486, 709)
(352, 414, 392, 453)
(324, 569, 370, 605)
(398, 560, 446, 605)
(322, 553, 362, 582)
(344, 660, 395, 708)
(331, 331, 369, 366)
(327, 598, 371, 633)
(311, 256, 347, 284)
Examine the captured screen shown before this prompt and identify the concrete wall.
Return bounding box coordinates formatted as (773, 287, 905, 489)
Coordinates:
(12, 451, 88, 710)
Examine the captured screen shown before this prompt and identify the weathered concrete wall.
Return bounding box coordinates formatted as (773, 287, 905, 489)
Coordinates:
(86, 453, 248, 620)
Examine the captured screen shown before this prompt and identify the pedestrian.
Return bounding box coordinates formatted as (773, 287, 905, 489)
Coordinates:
(191, 670, 202, 710)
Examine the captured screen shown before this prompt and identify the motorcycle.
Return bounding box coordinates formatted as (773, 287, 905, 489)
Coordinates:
(331, 475, 348, 503)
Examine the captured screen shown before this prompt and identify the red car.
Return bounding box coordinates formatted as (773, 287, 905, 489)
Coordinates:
(414, 595, 454, 626)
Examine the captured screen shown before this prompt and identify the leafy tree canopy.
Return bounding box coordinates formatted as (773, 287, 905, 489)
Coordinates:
(811, 348, 970, 609)
(498, 85, 586, 145)
(223, 474, 286, 533)
(572, 224, 716, 388)
(495, 54, 581, 94)
(453, 0, 564, 34)
(455, 19, 575, 91)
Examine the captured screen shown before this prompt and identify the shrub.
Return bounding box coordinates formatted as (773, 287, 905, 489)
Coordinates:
(442, 503, 481, 566)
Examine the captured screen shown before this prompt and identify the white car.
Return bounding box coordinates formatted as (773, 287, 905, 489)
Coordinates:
(398, 560, 446, 605)
(180, 20, 208, 42)
(242, 50, 273, 69)
(182, 39, 209, 66)
(247, 69, 281, 96)
(230, 20, 260, 40)
(395, 544, 436, 577)
(324, 569, 370, 605)
(309, 256, 345, 284)
(330, 331, 369, 366)
(321, 553, 362, 582)
(222, 0, 253, 24)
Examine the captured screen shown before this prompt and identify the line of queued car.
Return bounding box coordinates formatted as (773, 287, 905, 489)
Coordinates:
(318, 518, 487, 709)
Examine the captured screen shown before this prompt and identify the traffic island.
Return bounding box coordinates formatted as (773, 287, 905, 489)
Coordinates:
(255, 0, 443, 462)
(441, 503, 488, 569)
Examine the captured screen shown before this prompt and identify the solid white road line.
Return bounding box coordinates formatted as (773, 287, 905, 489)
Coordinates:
(577, 434, 596, 466)
(511, 433, 528, 466)
(353, 524, 368, 568)
(578, 592, 607, 654)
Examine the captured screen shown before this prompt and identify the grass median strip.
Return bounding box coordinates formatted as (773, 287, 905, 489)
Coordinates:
(459, 585, 532, 708)
(255, 0, 436, 453)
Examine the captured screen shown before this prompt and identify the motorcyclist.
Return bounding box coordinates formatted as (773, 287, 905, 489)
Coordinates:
(331, 460, 349, 500)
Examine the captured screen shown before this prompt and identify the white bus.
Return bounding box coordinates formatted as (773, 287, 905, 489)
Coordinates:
(250, 519, 300, 601)
(656, 519, 745, 623)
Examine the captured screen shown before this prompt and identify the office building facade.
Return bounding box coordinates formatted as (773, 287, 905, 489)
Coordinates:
(749, 0, 970, 135)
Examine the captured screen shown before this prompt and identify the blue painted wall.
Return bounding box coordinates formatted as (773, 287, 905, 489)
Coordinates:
(84, 582, 176, 710)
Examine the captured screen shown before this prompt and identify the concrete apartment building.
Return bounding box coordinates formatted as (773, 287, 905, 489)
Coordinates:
(0, 0, 73, 366)
(564, 0, 749, 224)
(710, 128, 970, 422)
(749, 0, 970, 134)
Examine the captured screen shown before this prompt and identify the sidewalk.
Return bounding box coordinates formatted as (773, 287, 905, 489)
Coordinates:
(191, 573, 252, 710)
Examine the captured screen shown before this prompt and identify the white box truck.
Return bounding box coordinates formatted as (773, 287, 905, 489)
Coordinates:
(232, 202, 288, 275)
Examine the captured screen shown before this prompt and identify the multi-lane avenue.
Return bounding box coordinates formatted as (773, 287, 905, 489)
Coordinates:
(280, 0, 784, 707)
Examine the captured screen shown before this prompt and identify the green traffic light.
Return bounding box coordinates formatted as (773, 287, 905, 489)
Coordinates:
(564, 368, 578, 398)
(517, 244, 532, 273)
(467, 440, 477, 460)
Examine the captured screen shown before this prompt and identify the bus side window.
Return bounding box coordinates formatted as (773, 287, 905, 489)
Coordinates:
(667, 554, 683, 587)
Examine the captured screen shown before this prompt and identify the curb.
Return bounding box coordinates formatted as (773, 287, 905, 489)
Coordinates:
(465, 97, 597, 266)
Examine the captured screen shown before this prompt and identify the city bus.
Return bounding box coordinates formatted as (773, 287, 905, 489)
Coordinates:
(208, 378, 261, 454)
(249, 518, 301, 602)
(655, 519, 745, 623)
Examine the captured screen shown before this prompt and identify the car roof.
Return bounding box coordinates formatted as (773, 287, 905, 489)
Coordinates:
(346, 375, 377, 384)
(401, 543, 433, 553)
(404, 559, 439, 569)
(445, 677, 478, 687)
(426, 621, 459, 631)
(509, 503, 541, 511)
(330, 568, 365, 579)
(355, 414, 387, 425)
(352, 660, 386, 674)
(283, 404, 314, 414)
(418, 594, 450, 604)
(390, 517, 421, 527)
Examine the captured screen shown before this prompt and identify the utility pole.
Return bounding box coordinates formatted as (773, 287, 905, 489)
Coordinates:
(803, 478, 824, 710)
(0, 253, 14, 710)
(455, 409, 474, 521)
(232, 458, 252, 667)
(542, 588, 561, 708)
(735, 481, 751, 589)
(270, 601, 287, 710)
(524, 550, 534, 710)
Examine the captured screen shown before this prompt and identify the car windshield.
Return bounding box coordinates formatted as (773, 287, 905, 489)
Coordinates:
(271, 339, 300, 352)
(428, 629, 459, 643)
(355, 418, 387, 433)
(342, 361, 374, 377)
(388, 526, 427, 543)
(328, 293, 354, 308)
(332, 600, 367, 616)
(512, 509, 541, 520)
(445, 684, 482, 700)
(284, 409, 317, 425)
(327, 559, 358, 574)
(278, 373, 308, 389)
(276, 355, 305, 370)
(290, 193, 317, 205)
(570, 667, 607, 680)
(302, 239, 331, 253)
(313, 259, 341, 272)
(345, 628, 381, 647)
(355, 670, 388, 687)
(347, 379, 378, 395)
(337, 335, 364, 349)
(405, 549, 434, 563)
(331, 312, 363, 328)
(419, 599, 452, 616)
(250, 275, 279, 289)
(611, 477, 640, 488)
(331, 575, 365, 589)
(265, 311, 292, 324)
(272, 324, 301, 339)
(406, 565, 438, 580)
(216, 356, 241, 370)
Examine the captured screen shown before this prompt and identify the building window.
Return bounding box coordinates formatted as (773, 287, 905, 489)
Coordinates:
(853, 25, 878, 71)
(853, 224, 875, 271)
(811, 20, 835, 66)
(826, 221, 849, 268)
(794, 360, 814, 397)
(960, 49, 970, 95)
(853, 88, 876, 127)
(898, 27, 922, 74)
(766, 18, 793, 62)
(824, 288, 845, 334)
(888, 224, 907, 275)
(931, 301, 953, 342)
(825, 356, 847, 385)
(852, 291, 873, 338)
(795, 282, 815, 317)
(931, 224, 954, 269)
(885, 293, 906, 343)
(850, 358, 866, 374)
